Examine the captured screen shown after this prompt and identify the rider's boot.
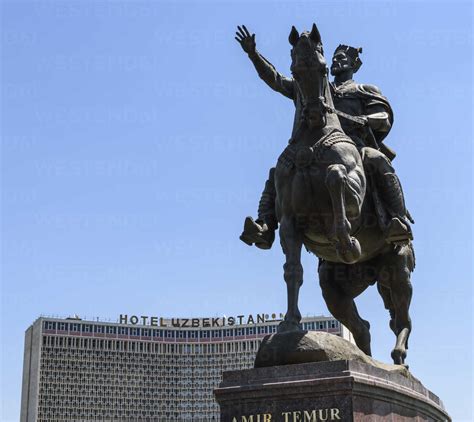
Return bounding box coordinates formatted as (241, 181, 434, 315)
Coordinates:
(240, 217, 276, 249)
(380, 172, 414, 244)
(240, 168, 277, 249)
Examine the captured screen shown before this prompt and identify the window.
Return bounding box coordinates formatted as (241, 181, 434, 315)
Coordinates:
(94, 325, 104, 334)
(119, 327, 128, 335)
(44, 321, 56, 330)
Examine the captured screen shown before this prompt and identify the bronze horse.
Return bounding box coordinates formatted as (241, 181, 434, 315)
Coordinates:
(275, 24, 413, 365)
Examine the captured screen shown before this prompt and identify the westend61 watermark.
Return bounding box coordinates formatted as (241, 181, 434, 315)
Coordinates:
(119, 313, 285, 328)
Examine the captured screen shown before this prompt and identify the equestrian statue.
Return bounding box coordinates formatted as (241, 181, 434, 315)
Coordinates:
(235, 24, 414, 365)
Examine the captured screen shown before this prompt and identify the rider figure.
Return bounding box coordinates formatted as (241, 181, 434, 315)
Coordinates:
(235, 25, 413, 249)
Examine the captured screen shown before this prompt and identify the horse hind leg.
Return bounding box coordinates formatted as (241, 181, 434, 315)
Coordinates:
(390, 275, 412, 365)
(377, 284, 397, 335)
(378, 246, 414, 365)
(278, 216, 304, 332)
(326, 164, 361, 264)
(319, 262, 372, 356)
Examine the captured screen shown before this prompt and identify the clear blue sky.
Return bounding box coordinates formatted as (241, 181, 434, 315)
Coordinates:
(1, 0, 472, 420)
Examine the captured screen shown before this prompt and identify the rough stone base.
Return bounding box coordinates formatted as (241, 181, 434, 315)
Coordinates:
(254, 331, 408, 374)
(214, 360, 450, 422)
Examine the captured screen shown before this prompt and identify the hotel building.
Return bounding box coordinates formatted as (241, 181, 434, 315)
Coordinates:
(20, 314, 351, 421)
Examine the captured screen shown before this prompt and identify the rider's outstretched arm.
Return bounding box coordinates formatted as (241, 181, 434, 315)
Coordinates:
(248, 51, 295, 100)
(236, 25, 295, 100)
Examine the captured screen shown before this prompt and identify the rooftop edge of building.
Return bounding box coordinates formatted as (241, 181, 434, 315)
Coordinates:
(29, 312, 339, 330)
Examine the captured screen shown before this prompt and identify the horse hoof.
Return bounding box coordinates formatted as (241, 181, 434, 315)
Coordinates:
(278, 320, 302, 333)
(336, 237, 361, 264)
(391, 348, 407, 365)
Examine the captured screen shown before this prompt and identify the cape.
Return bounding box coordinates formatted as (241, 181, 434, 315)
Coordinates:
(354, 83, 394, 144)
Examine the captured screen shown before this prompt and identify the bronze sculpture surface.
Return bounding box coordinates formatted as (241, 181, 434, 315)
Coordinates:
(235, 24, 414, 365)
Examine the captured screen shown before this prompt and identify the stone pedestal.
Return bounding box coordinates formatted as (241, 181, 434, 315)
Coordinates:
(214, 360, 450, 422)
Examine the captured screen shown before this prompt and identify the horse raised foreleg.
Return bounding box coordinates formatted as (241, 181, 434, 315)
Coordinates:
(278, 216, 303, 333)
(326, 164, 361, 264)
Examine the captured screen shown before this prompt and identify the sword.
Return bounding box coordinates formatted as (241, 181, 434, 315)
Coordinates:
(321, 98, 380, 151)
(321, 99, 368, 126)
(321, 99, 397, 161)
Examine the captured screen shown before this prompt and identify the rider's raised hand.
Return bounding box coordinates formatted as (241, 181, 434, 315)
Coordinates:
(235, 25, 256, 54)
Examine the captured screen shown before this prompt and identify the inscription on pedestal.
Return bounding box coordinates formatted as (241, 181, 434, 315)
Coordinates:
(231, 408, 341, 422)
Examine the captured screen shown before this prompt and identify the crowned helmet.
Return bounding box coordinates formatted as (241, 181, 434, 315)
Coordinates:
(333, 44, 363, 72)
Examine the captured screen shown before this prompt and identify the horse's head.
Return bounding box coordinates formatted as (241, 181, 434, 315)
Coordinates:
(289, 24, 328, 129)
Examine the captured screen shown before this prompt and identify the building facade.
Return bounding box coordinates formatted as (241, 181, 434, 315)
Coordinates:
(20, 314, 351, 422)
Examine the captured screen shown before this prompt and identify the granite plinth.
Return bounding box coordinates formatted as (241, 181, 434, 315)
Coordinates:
(214, 360, 450, 422)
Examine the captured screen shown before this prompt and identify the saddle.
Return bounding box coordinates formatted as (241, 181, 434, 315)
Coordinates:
(278, 129, 355, 170)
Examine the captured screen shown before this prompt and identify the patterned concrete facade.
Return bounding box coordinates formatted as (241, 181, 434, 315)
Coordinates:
(20, 315, 350, 421)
